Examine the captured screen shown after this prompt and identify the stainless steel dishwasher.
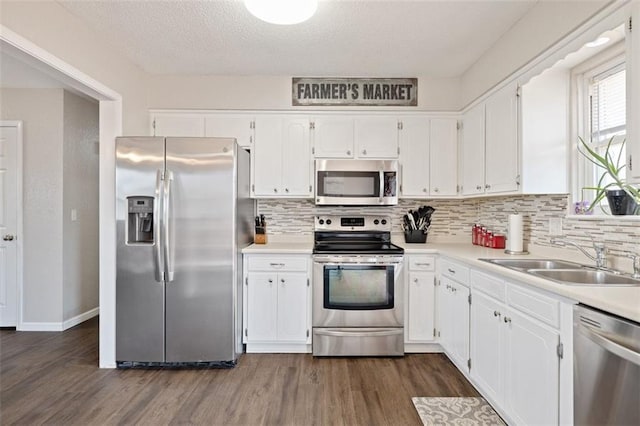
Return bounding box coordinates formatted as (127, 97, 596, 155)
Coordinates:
(574, 304, 640, 425)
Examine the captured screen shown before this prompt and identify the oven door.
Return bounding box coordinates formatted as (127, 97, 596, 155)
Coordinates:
(312, 256, 404, 327)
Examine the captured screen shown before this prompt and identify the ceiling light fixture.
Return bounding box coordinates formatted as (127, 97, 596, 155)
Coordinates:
(585, 36, 610, 48)
(244, 0, 318, 25)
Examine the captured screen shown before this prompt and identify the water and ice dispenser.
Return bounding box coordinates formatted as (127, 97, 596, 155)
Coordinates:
(127, 196, 154, 244)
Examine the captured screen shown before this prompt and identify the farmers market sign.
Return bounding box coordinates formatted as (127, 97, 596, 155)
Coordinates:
(292, 77, 417, 106)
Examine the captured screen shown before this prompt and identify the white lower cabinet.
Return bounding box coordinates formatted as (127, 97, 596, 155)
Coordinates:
(243, 255, 312, 352)
(405, 255, 437, 349)
(469, 269, 561, 425)
(438, 275, 470, 372)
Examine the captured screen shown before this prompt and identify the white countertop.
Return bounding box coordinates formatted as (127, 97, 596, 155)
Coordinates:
(243, 237, 640, 323)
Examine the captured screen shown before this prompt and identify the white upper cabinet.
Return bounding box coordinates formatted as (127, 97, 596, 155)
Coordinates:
(354, 116, 399, 158)
(461, 104, 486, 196)
(205, 114, 254, 149)
(429, 118, 458, 196)
(313, 116, 399, 159)
(399, 117, 430, 197)
(485, 82, 519, 194)
(252, 115, 312, 198)
(312, 117, 355, 158)
(151, 113, 205, 137)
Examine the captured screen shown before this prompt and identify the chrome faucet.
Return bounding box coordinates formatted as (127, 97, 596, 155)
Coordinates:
(550, 237, 608, 269)
(626, 254, 640, 278)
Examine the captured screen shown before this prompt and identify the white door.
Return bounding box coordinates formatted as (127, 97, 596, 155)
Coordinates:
(485, 82, 519, 193)
(252, 116, 283, 197)
(0, 125, 19, 327)
(470, 290, 505, 406)
(281, 117, 312, 197)
(450, 281, 470, 371)
(399, 117, 430, 198)
(355, 116, 399, 158)
(246, 273, 278, 341)
(438, 276, 454, 354)
(429, 118, 458, 196)
(276, 272, 308, 342)
(205, 114, 254, 149)
(461, 105, 486, 195)
(407, 271, 436, 342)
(312, 117, 354, 158)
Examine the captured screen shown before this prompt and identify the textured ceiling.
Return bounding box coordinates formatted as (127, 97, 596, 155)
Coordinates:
(57, 0, 538, 77)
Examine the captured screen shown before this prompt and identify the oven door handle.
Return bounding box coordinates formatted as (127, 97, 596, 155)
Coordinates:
(314, 328, 403, 338)
(313, 261, 401, 267)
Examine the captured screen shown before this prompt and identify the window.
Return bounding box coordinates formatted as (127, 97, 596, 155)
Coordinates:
(574, 49, 627, 214)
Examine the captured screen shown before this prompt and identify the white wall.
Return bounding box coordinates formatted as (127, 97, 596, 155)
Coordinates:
(146, 75, 462, 112)
(460, 0, 609, 107)
(0, 88, 64, 324)
(62, 91, 99, 321)
(0, 1, 148, 134)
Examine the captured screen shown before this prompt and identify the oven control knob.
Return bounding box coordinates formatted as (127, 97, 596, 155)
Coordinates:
(319, 219, 325, 225)
(326, 219, 332, 225)
(374, 219, 380, 225)
(381, 219, 387, 225)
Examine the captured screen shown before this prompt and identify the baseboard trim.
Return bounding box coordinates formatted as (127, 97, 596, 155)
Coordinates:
(18, 307, 99, 332)
(63, 307, 99, 330)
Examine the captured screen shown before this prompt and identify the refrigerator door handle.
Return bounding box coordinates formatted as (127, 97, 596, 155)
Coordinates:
(164, 169, 175, 282)
(153, 169, 164, 282)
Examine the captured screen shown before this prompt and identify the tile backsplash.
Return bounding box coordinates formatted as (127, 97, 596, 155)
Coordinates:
(257, 194, 640, 255)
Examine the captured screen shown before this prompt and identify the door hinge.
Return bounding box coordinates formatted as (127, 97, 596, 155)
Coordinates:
(250, 121, 255, 129)
(245, 328, 248, 337)
(433, 276, 436, 285)
(309, 185, 312, 193)
(629, 16, 632, 32)
(307, 278, 310, 287)
(468, 294, 472, 304)
(516, 174, 521, 186)
(399, 184, 403, 194)
(310, 121, 315, 130)
(629, 155, 633, 171)
(397, 146, 400, 155)
(437, 331, 441, 337)
(312, 147, 315, 154)
(456, 184, 460, 193)
(152, 118, 156, 130)
(557, 342, 564, 359)
(397, 121, 403, 130)
(306, 329, 310, 338)
(457, 121, 462, 131)
(433, 328, 436, 338)
(252, 184, 255, 192)
(467, 358, 472, 370)
(516, 85, 522, 98)
(245, 277, 248, 286)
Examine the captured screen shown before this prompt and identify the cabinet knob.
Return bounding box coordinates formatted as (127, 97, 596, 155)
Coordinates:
(414, 278, 418, 283)
(485, 184, 491, 189)
(285, 188, 289, 193)
(347, 150, 351, 155)
(268, 279, 273, 283)
(422, 188, 427, 193)
(476, 185, 482, 190)
(280, 278, 285, 283)
(494, 311, 501, 317)
(3, 234, 14, 241)
(503, 316, 512, 324)
(362, 149, 367, 155)
(274, 188, 278, 193)
(434, 188, 439, 193)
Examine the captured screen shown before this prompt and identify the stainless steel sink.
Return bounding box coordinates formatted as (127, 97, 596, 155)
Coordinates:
(528, 269, 640, 286)
(481, 258, 584, 271)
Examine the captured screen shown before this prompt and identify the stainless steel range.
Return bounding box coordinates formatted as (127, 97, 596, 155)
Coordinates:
(312, 215, 405, 356)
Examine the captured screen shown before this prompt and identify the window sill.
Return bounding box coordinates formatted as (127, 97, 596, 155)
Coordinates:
(566, 214, 640, 221)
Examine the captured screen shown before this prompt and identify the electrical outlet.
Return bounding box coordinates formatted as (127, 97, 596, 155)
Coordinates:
(549, 217, 563, 236)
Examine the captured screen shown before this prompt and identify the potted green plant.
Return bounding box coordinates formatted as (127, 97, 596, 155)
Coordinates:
(578, 136, 640, 215)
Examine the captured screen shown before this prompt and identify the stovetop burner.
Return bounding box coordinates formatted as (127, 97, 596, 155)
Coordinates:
(313, 215, 404, 255)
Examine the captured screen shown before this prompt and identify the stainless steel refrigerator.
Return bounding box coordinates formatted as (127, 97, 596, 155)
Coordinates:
(115, 137, 254, 366)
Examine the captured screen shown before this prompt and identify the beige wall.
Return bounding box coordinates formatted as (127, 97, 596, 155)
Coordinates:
(62, 91, 99, 321)
(0, 0, 148, 134)
(460, 0, 609, 107)
(146, 75, 462, 112)
(0, 88, 64, 323)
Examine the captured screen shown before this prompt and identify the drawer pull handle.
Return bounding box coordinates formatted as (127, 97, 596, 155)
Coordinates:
(415, 262, 432, 266)
(447, 268, 456, 274)
(269, 263, 285, 268)
(503, 317, 512, 324)
(280, 278, 285, 283)
(494, 311, 501, 317)
(268, 279, 273, 283)
(413, 278, 418, 283)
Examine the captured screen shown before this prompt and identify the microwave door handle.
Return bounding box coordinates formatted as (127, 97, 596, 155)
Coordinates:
(379, 170, 384, 202)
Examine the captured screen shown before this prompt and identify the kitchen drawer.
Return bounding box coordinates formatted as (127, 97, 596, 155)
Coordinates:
(440, 258, 469, 285)
(470, 270, 505, 302)
(507, 284, 560, 328)
(408, 255, 436, 271)
(246, 255, 309, 272)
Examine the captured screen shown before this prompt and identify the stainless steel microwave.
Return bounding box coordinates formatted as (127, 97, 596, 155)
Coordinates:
(315, 159, 398, 206)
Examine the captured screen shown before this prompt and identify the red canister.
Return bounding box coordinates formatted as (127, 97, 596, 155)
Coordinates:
(492, 234, 506, 249)
(479, 227, 487, 247)
(485, 231, 493, 247)
(472, 224, 478, 245)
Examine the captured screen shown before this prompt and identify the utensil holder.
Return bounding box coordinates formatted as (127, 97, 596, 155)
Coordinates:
(404, 230, 427, 244)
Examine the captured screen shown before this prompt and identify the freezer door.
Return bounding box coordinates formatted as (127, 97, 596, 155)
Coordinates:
(164, 137, 237, 362)
(115, 137, 166, 362)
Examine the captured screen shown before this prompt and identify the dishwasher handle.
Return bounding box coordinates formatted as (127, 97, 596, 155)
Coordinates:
(580, 324, 640, 367)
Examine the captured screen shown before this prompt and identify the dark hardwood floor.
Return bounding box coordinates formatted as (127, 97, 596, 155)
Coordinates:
(0, 318, 478, 425)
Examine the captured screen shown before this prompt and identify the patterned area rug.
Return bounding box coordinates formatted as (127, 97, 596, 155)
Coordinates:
(411, 397, 506, 425)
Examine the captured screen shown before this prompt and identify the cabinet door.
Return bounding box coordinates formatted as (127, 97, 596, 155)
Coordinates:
(399, 118, 430, 198)
(430, 118, 458, 196)
(450, 281, 470, 371)
(438, 276, 455, 355)
(504, 307, 559, 426)
(205, 114, 254, 148)
(246, 273, 278, 342)
(407, 271, 436, 342)
(355, 116, 399, 158)
(313, 117, 354, 158)
(276, 272, 309, 342)
(461, 105, 486, 195)
(281, 117, 312, 197)
(252, 116, 283, 197)
(152, 114, 205, 137)
(470, 291, 505, 406)
(485, 82, 519, 193)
